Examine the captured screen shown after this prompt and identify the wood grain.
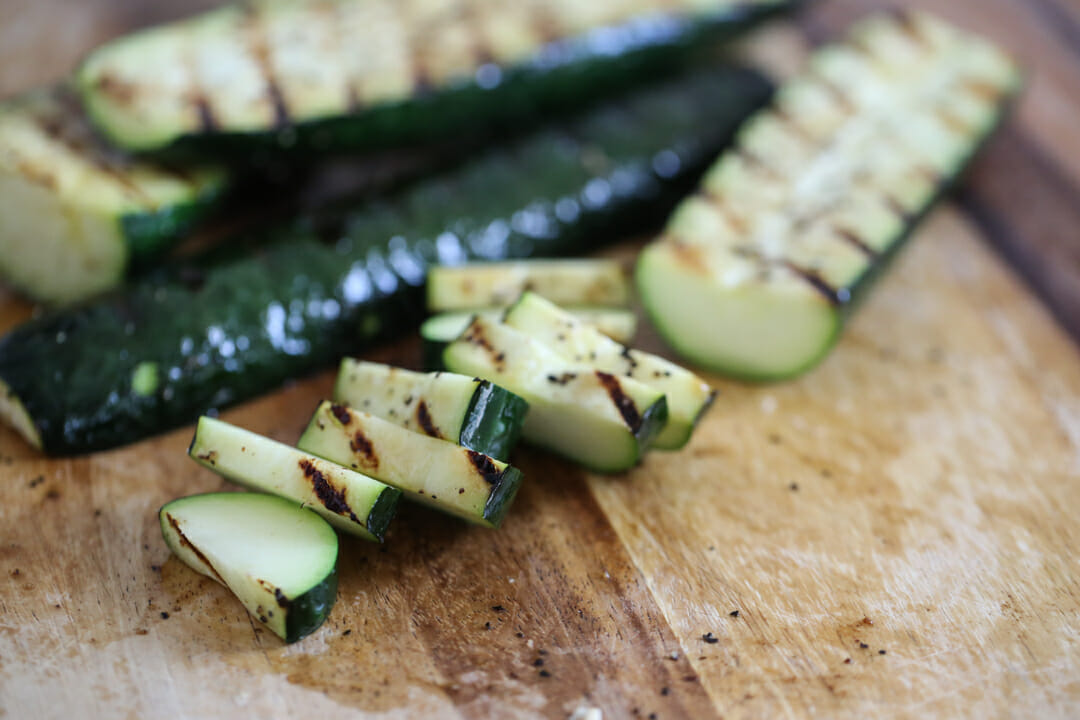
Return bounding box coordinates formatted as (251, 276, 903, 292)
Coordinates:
(2, 1, 1080, 719)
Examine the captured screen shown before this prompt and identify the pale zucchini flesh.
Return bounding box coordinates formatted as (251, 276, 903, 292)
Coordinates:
(503, 292, 713, 449)
(637, 10, 1022, 380)
(443, 316, 668, 473)
(160, 492, 338, 643)
(422, 307, 638, 346)
(298, 400, 524, 528)
(188, 416, 401, 541)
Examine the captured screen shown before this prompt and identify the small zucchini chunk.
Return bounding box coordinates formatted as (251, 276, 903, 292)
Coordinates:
(298, 400, 524, 528)
(636, 10, 1022, 380)
(188, 416, 401, 542)
(159, 492, 338, 643)
(503, 292, 714, 450)
(426, 260, 630, 313)
(332, 359, 528, 462)
(444, 316, 668, 473)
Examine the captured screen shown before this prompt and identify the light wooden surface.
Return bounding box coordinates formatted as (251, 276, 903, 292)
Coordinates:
(3, 1, 1080, 719)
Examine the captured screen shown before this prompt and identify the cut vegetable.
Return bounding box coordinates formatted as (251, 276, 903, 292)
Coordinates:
(637, 11, 1022, 380)
(159, 492, 338, 643)
(0, 87, 226, 304)
(503, 292, 713, 449)
(420, 307, 638, 370)
(76, 0, 793, 155)
(188, 416, 401, 541)
(426, 260, 630, 312)
(0, 66, 771, 456)
(298, 400, 523, 528)
(332, 359, 528, 462)
(444, 316, 667, 472)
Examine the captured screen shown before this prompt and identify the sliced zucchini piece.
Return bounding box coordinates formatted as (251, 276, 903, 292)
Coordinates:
(420, 307, 638, 371)
(188, 416, 401, 541)
(637, 10, 1022, 380)
(503, 292, 713, 450)
(159, 492, 338, 643)
(443, 316, 668, 473)
(332, 359, 528, 462)
(298, 400, 524, 528)
(426, 260, 629, 313)
(75, 0, 794, 155)
(0, 87, 226, 304)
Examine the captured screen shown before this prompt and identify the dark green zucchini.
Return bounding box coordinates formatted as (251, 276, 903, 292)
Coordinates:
(76, 0, 795, 157)
(0, 87, 226, 304)
(0, 65, 772, 456)
(637, 11, 1022, 380)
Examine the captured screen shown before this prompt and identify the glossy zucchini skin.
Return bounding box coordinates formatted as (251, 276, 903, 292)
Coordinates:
(76, 0, 796, 158)
(0, 66, 772, 455)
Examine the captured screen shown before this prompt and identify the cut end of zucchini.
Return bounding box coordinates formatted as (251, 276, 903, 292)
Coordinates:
(0, 378, 42, 450)
(159, 492, 339, 643)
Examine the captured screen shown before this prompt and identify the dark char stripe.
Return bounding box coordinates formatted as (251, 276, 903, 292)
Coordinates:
(595, 371, 642, 433)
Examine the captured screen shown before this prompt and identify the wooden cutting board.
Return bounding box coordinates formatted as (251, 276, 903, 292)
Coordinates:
(3, 1, 1080, 718)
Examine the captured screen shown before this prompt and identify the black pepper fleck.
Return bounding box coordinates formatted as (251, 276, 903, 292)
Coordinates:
(702, 632, 719, 644)
(859, 642, 869, 649)
(538, 669, 551, 678)
(729, 610, 740, 617)
(879, 650, 887, 655)
(160, 611, 169, 620)
(491, 605, 505, 612)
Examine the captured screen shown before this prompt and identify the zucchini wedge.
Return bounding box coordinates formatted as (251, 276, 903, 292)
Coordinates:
(0, 65, 771, 456)
(189, 416, 401, 542)
(76, 0, 794, 155)
(0, 87, 226, 304)
(504, 292, 713, 450)
(426, 260, 630, 312)
(332, 359, 528, 462)
(298, 400, 524, 528)
(444, 316, 668, 473)
(160, 492, 338, 643)
(637, 11, 1022, 380)
(420, 307, 638, 371)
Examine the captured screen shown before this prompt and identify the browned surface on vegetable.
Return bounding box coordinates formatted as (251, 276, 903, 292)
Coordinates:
(2, 1, 1080, 718)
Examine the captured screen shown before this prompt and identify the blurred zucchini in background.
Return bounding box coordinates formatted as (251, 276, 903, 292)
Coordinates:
(76, 0, 796, 157)
(0, 87, 226, 304)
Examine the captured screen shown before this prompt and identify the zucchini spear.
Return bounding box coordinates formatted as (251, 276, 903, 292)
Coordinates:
(637, 11, 1022, 380)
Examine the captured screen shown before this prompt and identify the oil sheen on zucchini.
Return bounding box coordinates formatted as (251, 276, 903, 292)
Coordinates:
(0, 65, 771, 456)
(637, 11, 1022, 381)
(0, 87, 226, 304)
(76, 0, 794, 156)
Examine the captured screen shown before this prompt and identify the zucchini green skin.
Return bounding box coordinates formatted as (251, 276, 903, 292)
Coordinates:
(75, 0, 796, 158)
(0, 66, 772, 456)
(458, 380, 530, 465)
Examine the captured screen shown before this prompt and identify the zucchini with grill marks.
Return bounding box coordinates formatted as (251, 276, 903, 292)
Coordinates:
(637, 11, 1022, 381)
(0, 66, 772, 456)
(76, 0, 794, 156)
(0, 87, 226, 304)
(333, 359, 528, 462)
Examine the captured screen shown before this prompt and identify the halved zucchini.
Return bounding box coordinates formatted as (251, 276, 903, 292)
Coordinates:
(0, 87, 226, 304)
(636, 10, 1022, 380)
(160, 492, 338, 643)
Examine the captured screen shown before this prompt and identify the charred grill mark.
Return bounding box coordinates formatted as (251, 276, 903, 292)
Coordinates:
(834, 227, 878, 258)
(330, 403, 352, 425)
(882, 194, 911, 220)
(416, 400, 441, 438)
(668, 239, 708, 273)
(772, 106, 815, 143)
(886, 8, 927, 45)
(963, 78, 1004, 103)
(15, 159, 58, 191)
(815, 77, 856, 115)
(466, 450, 501, 486)
(244, 6, 292, 128)
(193, 94, 220, 132)
(274, 587, 291, 609)
(94, 74, 137, 105)
(299, 459, 359, 522)
(196, 450, 218, 466)
(936, 107, 973, 135)
(596, 371, 642, 433)
(165, 513, 226, 584)
(782, 261, 848, 306)
(546, 372, 577, 385)
(349, 428, 378, 470)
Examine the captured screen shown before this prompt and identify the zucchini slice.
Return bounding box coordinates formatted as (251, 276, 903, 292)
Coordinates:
(0, 87, 226, 304)
(159, 492, 338, 643)
(444, 316, 668, 473)
(426, 260, 630, 312)
(420, 307, 638, 371)
(188, 416, 401, 542)
(503, 292, 713, 450)
(637, 11, 1022, 380)
(332, 359, 528, 462)
(0, 65, 771, 456)
(298, 400, 524, 528)
(75, 0, 793, 155)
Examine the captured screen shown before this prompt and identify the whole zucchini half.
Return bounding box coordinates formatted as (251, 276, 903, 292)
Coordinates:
(75, 0, 795, 156)
(0, 65, 771, 456)
(0, 87, 226, 304)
